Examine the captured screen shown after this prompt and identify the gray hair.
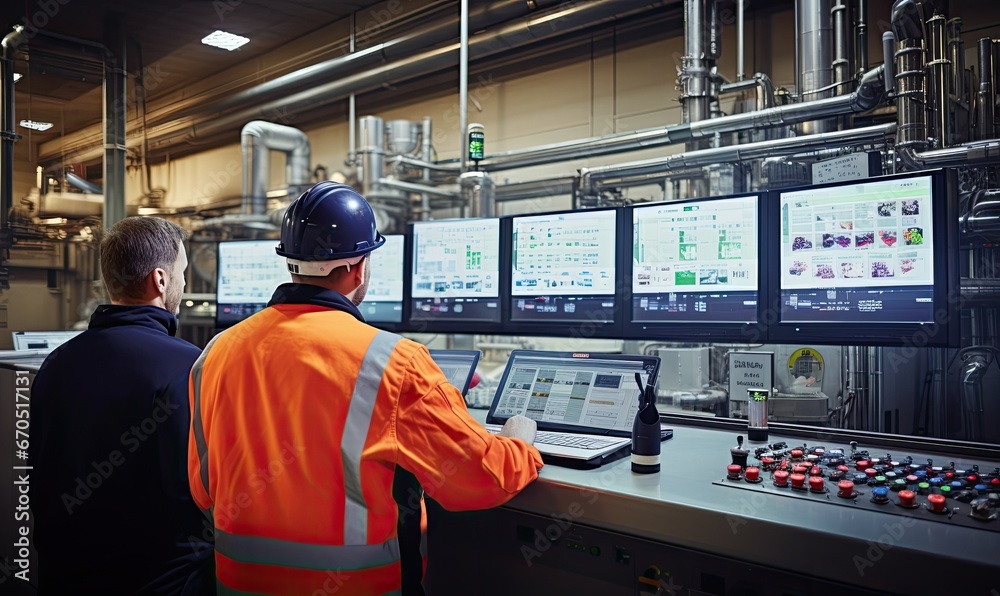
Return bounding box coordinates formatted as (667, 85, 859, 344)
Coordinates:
(99, 217, 188, 301)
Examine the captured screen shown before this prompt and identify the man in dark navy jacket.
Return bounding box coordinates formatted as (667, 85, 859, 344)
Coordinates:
(28, 217, 214, 595)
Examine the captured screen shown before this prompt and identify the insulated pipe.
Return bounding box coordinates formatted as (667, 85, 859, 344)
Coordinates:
(420, 117, 432, 220)
(797, 0, 835, 134)
(240, 121, 311, 216)
(103, 16, 127, 229)
(832, 0, 853, 97)
(926, 15, 951, 148)
(376, 178, 461, 199)
(855, 0, 869, 75)
(882, 31, 897, 95)
(460, 171, 495, 217)
(682, 0, 710, 126)
(978, 38, 995, 141)
(66, 172, 102, 194)
(947, 18, 965, 107)
(580, 123, 896, 193)
(42, 0, 666, 166)
(737, 0, 745, 81)
(459, 65, 884, 172)
(720, 72, 776, 110)
(895, 38, 927, 152)
(358, 116, 385, 197)
(901, 139, 1000, 169)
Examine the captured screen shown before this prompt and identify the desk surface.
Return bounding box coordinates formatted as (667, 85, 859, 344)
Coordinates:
(471, 410, 1000, 594)
(0, 355, 46, 372)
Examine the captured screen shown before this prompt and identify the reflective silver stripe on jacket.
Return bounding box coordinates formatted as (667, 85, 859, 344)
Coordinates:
(190, 332, 223, 504)
(215, 529, 401, 571)
(342, 330, 401, 544)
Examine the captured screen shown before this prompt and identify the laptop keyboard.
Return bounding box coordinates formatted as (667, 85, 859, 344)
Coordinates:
(534, 431, 616, 450)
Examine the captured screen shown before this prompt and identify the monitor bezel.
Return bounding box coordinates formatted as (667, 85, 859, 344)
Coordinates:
(501, 206, 625, 339)
(485, 349, 662, 438)
(622, 192, 770, 342)
(405, 217, 505, 334)
(764, 168, 959, 348)
(358, 233, 408, 332)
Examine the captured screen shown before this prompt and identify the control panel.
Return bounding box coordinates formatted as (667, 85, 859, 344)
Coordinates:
(716, 436, 1000, 531)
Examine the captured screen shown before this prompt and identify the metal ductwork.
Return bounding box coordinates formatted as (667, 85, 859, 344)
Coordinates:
(579, 123, 896, 194)
(241, 121, 311, 216)
(449, 65, 885, 172)
(40, 0, 667, 166)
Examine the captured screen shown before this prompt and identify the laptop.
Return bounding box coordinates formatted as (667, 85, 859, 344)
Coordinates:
(485, 350, 669, 463)
(12, 330, 82, 352)
(429, 349, 481, 397)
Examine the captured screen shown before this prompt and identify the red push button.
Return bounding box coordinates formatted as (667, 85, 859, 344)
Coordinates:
(761, 457, 775, 467)
(810, 466, 823, 476)
(865, 468, 878, 478)
(837, 465, 850, 473)
(727, 464, 743, 479)
(906, 475, 919, 483)
(790, 473, 807, 489)
(837, 480, 855, 498)
(774, 470, 790, 487)
(856, 460, 871, 471)
(967, 474, 979, 485)
(928, 493, 947, 513)
(790, 449, 804, 459)
(991, 477, 1000, 487)
(809, 476, 825, 492)
(898, 490, 916, 507)
(745, 466, 760, 482)
(793, 465, 808, 475)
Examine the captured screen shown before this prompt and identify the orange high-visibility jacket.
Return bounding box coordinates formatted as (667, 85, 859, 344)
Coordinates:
(188, 285, 543, 595)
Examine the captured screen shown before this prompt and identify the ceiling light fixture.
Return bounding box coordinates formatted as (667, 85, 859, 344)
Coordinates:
(20, 119, 54, 131)
(13, 73, 22, 83)
(201, 30, 250, 51)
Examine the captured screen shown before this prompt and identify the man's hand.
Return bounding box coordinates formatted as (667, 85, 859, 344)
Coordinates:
(498, 415, 537, 445)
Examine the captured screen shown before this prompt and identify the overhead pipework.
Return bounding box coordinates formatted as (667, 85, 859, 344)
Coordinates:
(796, 0, 835, 134)
(240, 121, 311, 217)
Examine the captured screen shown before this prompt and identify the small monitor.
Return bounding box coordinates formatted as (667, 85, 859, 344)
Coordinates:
(12, 330, 81, 352)
(508, 208, 619, 332)
(428, 349, 481, 397)
(359, 234, 405, 325)
(216, 240, 290, 327)
(409, 218, 501, 329)
(486, 350, 661, 438)
(627, 194, 765, 341)
(770, 169, 957, 347)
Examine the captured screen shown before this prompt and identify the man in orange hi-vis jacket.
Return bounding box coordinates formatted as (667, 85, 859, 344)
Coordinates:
(188, 181, 543, 595)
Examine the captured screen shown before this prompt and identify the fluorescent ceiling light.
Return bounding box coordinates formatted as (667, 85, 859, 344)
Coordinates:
(201, 30, 250, 51)
(13, 73, 22, 83)
(20, 119, 53, 131)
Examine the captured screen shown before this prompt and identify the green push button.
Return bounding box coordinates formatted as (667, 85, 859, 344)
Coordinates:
(590, 546, 600, 556)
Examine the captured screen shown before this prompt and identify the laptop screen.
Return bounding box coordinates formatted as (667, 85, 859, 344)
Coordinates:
(487, 351, 660, 435)
(12, 331, 82, 352)
(429, 349, 481, 397)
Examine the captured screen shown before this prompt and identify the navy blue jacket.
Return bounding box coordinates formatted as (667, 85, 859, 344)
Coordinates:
(28, 305, 214, 595)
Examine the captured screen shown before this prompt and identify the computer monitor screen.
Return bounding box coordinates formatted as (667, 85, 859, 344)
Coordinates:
(410, 218, 501, 324)
(487, 351, 660, 436)
(216, 240, 290, 327)
(12, 330, 81, 352)
(429, 349, 481, 396)
(778, 174, 937, 324)
(359, 234, 405, 324)
(632, 195, 760, 324)
(769, 170, 957, 347)
(510, 209, 617, 323)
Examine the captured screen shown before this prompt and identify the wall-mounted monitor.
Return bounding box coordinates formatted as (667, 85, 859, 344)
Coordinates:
(215, 240, 290, 327)
(505, 208, 622, 337)
(623, 193, 767, 341)
(767, 169, 958, 347)
(359, 234, 406, 326)
(408, 218, 502, 332)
